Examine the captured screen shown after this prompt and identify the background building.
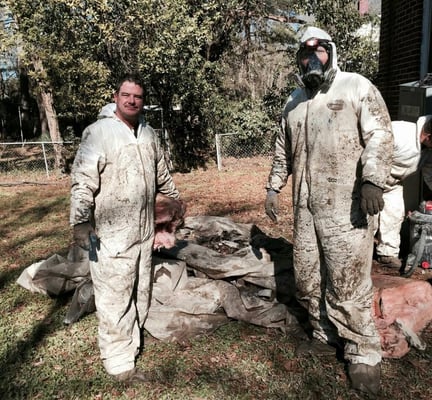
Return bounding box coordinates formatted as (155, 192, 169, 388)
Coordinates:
(376, 0, 432, 120)
(376, 0, 432, 218)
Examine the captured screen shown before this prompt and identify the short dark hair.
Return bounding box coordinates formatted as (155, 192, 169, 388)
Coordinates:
(424, 118, 432, 135)
(114, 73, 145, 93)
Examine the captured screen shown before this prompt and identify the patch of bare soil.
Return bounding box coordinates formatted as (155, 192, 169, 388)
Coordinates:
(372, 259, 432, 281)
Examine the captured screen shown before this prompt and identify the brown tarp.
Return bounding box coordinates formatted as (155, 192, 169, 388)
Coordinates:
(16, 216, 432, 357)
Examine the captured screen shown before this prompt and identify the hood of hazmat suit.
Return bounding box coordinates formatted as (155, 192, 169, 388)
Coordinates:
(295, 26, 338, 90)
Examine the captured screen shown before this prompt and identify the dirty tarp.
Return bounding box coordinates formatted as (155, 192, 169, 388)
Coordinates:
(16, 245, 90, 296)
(17, 215, 432, 357)
(16, 216, 302, 342)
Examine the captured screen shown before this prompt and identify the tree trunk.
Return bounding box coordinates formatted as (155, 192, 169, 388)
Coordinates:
(35, 93, 49, 138)
(39, 89, 63, 169)
(32, 57, 63, 169)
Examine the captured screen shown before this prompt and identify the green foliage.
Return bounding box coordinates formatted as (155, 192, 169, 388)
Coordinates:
(9, 0, 114, 120)
(2, 0, 380, 167)
(346, 14, 380, 81)
(210, 98, 280, 158)
(229, 99, 278, 138)
(262, 83, 294, 124)
(6, 0, 248, 169)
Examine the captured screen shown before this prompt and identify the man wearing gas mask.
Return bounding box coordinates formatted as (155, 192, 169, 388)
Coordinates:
(297, 36, 332, 90)
(264, 26, 393, 397)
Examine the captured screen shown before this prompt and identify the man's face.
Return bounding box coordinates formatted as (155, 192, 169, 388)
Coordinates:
(114, 81, 144, 126)
(421, 129, 432, 148)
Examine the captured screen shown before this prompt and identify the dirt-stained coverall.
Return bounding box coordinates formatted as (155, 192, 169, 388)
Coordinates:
(376, 116, 432, 259)
(70, 104, 179, 375)
(266, 28, 393, 366)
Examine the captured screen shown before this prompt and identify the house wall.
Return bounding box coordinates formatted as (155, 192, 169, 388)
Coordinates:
(376, 0, 426, 119)
(377, 0, 432, 216)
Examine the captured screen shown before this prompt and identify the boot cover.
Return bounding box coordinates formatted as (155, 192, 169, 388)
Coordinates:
(113, 368, 149, 385)
(348, 362, 381, 397)
(295, 338, 337, 356)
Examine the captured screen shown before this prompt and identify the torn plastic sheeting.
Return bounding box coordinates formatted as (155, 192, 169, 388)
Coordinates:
(16, 246, 90, 296)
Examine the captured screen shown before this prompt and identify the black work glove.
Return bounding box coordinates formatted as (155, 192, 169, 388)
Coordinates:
(73, 222, 96, 250)
(360, 182, 384, 216)
(265, 189, 279, 223)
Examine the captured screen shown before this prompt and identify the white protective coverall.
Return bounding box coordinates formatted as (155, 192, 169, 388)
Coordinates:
(376, 115, 432, 259)
(70, 104, 179, 375)
(266, 27, 393, 366)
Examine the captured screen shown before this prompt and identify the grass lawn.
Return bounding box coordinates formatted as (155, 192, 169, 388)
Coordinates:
(1, 158, 431, 399)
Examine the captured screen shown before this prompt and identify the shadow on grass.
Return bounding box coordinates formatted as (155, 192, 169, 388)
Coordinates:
(0, 239, 71, 291)
(0, 194, 68, 236)
(0, 293, 71, 398)
(0, 189, 74, 398)
(135, 323, 354, 400)
(0, 190, 71, 293)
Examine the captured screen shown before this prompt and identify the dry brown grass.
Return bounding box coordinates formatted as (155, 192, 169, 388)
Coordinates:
(1, 158, 432, 399)
(174, 156, 293, 241)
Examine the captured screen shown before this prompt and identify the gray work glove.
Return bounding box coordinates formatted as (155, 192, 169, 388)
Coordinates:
(360, 182, 384, 216)
(73, 222, 96, 250)
(265, 189, 279, 223)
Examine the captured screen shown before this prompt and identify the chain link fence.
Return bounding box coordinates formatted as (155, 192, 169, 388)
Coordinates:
(215, 132, 275, 170)
(0, 129, 172, 182)
(0, 131, 275, 179)
(0, 141, 78, 179)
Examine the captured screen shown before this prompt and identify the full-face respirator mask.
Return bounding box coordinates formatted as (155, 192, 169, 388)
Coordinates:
(296, 38, 331, 90)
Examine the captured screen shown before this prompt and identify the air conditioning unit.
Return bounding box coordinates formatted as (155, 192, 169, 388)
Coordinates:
(398, 75, 432, 121)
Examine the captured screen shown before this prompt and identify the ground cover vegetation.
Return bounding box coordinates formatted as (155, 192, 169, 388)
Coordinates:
(1, 159, 432, 400)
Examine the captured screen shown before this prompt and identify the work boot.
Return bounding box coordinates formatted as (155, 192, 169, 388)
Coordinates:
(112, 368, 149, 385)
(348, 362, 381, 398)
(295, 338, 337, 356)
(377, 255, 402, 269)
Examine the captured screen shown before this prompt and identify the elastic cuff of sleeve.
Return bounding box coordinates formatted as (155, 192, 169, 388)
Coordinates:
(266, 189, 279, 195)
(72, 221, 90, 227)
(362, 180, 383, 189)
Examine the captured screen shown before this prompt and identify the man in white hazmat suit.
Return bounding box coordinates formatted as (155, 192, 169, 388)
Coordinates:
(264, 27, 393, 397)
(70, 74, 180, 383)
(376, 116, 432, 268)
